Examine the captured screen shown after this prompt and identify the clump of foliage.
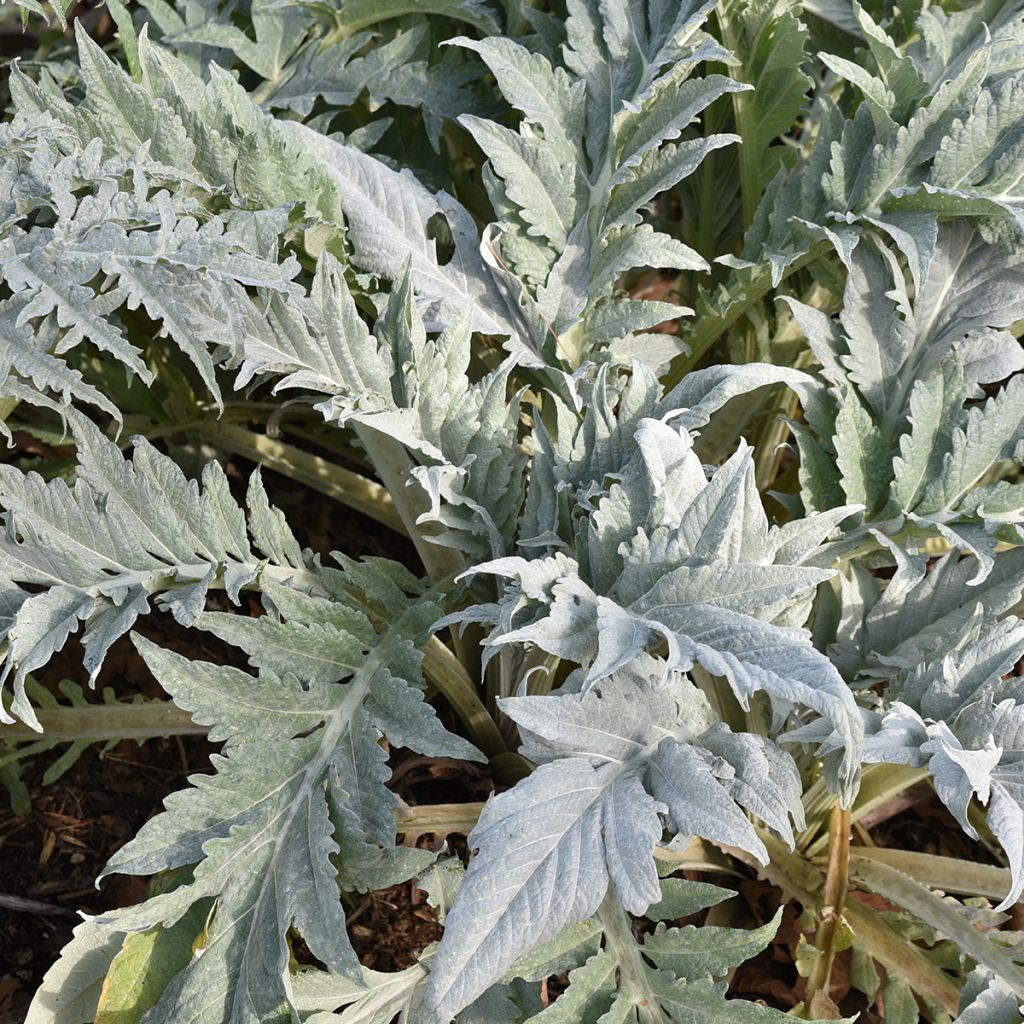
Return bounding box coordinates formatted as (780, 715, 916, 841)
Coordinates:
(3, 0, 1024, 1021)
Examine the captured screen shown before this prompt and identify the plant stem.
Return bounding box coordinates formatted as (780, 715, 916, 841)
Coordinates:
(353, 424, 464, 581)
(729, 831, 960, 1015)
(350, 424, 480, 678)
(753, 353, 814, 493)
(195, 421, 407, 536)
(488, 751, 535, 784)
(714, 4, 760, 229)
(694, 114, 729, 263)
(802, 801, 851, 1017)
(0, 396, 21, 434)
(692, 664, 747, 733)
(0, 701, 203, 743)
(421, 638, 506, 757)
(394, 800, 486, 841)
(597, 891, 667, 1024)
(802, 764, 931, 857)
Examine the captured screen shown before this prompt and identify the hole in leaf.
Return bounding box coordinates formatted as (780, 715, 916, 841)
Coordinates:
(426, 212, 455, 266)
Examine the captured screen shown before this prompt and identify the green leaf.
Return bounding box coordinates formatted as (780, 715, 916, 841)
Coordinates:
(849, 855, 1024, 1001)
(195, 610, 367, 684)
(0, 413, 292, 726)
(953, 969, 1024, 1024)
(291, 955, 430, 1023)
(331, 0, 502, 35)
(833, 389, 891, 513)
(646, 878, 736, 921)
(426, 758, 665, 1018)
(94, 902, 211, 1024)
(881, 975, 919, 1024)
(718, 0, 812, 223)
(643, 910, 784, 981)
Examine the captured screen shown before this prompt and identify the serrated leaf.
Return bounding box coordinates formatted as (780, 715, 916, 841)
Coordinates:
(642, 909, 783, 981)
(646, 878, 735, 921)
(425, 759, 663, 1019)
(429, 662, 805, 1018)
(953, 969, 1023, 1024)
(291, 956, 430, 1024)
(94, 605, 457, 1024)
(0, 413, 324, 728)
(195, 610, 367, 683)
(276, 124, 514, 338)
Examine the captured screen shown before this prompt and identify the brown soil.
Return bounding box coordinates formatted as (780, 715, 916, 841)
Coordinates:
(0, 732, 216, 1019)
